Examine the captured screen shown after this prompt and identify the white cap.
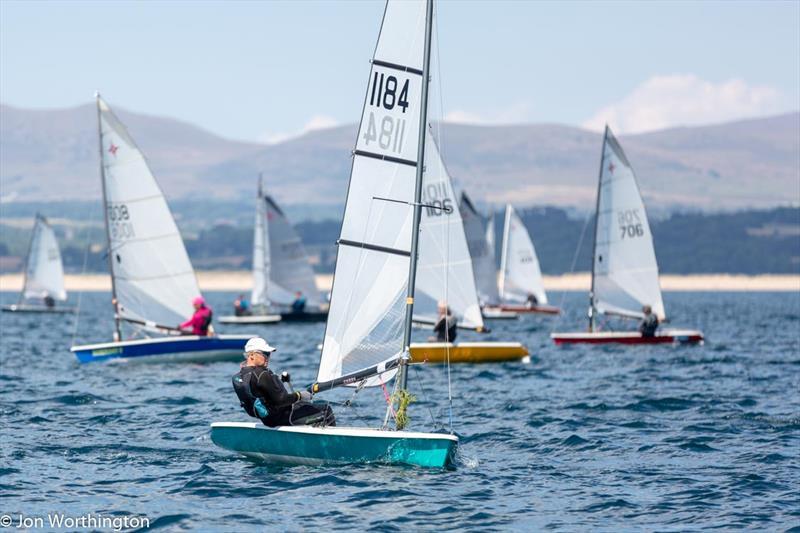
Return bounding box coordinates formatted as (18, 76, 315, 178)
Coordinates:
(243, 337, 277, 355)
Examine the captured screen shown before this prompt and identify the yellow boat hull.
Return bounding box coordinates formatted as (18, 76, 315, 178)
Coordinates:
(409, 342, 529, 363)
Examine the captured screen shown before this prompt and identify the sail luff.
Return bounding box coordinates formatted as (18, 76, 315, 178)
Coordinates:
(251, 175, 268, 307)
(498, 204, 511, 299)
(589, 126, 609, 332)
(16, 214, 37, 306)
(96, 93, 121, 340)
(397, 0, 434, 394)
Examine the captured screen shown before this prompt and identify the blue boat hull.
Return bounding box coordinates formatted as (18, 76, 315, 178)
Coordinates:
(210, 422, 458, 468)
(71, 335, 253, 364)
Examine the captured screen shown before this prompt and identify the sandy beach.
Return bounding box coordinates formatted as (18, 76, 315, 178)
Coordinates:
(0, 272, 797, 293)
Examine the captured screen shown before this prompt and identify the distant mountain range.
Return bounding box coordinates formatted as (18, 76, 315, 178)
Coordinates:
(1, 103, 798, 210)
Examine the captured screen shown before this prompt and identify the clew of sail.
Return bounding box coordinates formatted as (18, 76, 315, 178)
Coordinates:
(459, 192, 500, 306)
(317, 0, 428, 388)
(415, 132, 484, 330)
(97, 95, 201, 328)
(251, 178, 269, 307)
(22, 215, 67, 302)
(592, 127, 665, 321)
(264, 195, 324, 309)
(499, 205, 548, 305)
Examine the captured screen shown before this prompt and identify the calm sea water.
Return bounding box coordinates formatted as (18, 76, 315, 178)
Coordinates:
(1, 291, 798, 530)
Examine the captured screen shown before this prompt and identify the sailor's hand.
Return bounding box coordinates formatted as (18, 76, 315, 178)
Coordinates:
(298, 390, 313, 402)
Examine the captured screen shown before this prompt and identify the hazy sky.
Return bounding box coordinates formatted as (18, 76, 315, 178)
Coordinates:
(2, 0, 798, 143)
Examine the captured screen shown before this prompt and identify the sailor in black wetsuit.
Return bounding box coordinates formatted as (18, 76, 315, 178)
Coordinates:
(639, 305, 659, 337)
(232, 337, 334, 427)
(431, 303, 457, 342)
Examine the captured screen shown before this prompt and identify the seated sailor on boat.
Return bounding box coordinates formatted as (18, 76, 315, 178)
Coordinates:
(639, 305, 659, 337)
(525, 292, 539, 308)
(233, 294, 251, 317)
(233, 337, 335, 427)
(430, 302, 457, 342)
(290, 291, 306, 313)
(43, 295, 55, 309)
(179, 296, 213, 336)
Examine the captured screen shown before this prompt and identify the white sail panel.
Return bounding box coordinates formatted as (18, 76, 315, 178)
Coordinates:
(22, 215, 67, 301)
(98, 96, 200, 327)
(593, 127, 665, 320)
(415, 133, 484, 329)
(319, 0, 427, 386)
(264, 195, 323, 308)
(251, 180, 268, 307)
(499, 205, 548, 305)
(459, 192, 499, 306)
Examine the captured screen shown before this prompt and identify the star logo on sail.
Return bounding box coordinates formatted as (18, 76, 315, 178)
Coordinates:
(608, 161, 615, 174)
(109, 143, 119, 157)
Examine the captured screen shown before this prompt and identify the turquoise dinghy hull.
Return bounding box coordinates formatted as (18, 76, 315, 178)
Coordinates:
(210, 422, 458, 468)
(71, 334, 253, 364)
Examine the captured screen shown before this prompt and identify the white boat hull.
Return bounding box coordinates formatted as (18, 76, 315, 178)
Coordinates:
(218, 314, 282, 325)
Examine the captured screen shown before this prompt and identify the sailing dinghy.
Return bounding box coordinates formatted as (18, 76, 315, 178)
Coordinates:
(70, 95, 252, 363)
(492, 205, 560, 315)
(551, 127, 703, 345)
(220, 176, 326, 324)
(459, 193, 517, 320)
(211, 0, 459, 468)
(409, 134, 528, 363)
(2, 214, 73, 313)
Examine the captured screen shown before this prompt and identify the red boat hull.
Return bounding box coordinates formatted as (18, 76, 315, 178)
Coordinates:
(551, 329, 704, 345)
(496, 304, 561, 315)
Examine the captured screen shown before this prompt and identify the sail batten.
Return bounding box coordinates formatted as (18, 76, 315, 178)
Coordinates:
(592, 127, 665, 322)
(97, 95, 201, 328)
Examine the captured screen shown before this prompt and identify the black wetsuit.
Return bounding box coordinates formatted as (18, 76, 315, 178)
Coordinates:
(639, 314, 659, 337)
(433, 314, 457, 342)
(232, 366, 334, 427)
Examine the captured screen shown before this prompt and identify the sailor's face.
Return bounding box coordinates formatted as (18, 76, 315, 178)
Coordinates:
(245, 351, 268, 367)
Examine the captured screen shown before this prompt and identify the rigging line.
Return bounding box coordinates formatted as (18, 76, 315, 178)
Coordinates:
(551, 212, 592, 335)
(411, 363, 441, 430)
(70, 241, 92, 346)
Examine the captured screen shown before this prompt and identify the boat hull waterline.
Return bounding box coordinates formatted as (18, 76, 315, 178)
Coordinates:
(210, 422, 458, 468)
(71, 334, 253, 363)
(218, 314, 282, 325)
(551, 329, 704, 345)
(410, 342, 529, 363)
(492, 304, 561, 315)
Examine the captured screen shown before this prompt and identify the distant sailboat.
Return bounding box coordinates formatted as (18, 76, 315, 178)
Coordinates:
(211, 0, 460, 468)
(409, 134, 529, 363)
(494, 205, 560, 315)
(2, 214, 73, 313)
(552, 126, 703, 345)
(70, 94, 252, 363)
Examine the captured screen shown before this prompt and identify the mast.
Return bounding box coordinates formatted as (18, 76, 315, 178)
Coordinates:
(397, 0, 434, 395)
(498, 205, 511, 300)
(96, 93, 121, 341)
(17, 213, 39, 305)
(588, 126, 608, 332)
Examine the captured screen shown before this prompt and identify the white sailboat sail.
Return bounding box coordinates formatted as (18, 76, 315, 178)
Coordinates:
(251, 178, 269, 307)
(97, 95, 201, 328)
(498, 205, 548, 305)
(318, 0, 428, 386)
(459, 192, 499, 306)
(264, 195, 323, 308)
(415, 133, 484, 329)
(592, 127, 665, 321)
(21, 214, 67, 302)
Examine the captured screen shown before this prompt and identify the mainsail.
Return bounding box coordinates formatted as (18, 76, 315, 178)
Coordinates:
(21, 214, 67, 302)
(317, 0, 428, 387)
(459, 192, 499, 306)
(499, 205, 548, 305)
(591, 126, 665, 321)
(264, 195, 323, 308)
(415, 133, 484, 329)
(251, 178, 269, 307)
(97, 95, 201, 329)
